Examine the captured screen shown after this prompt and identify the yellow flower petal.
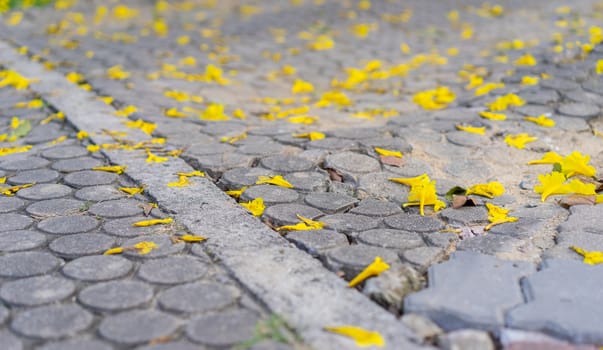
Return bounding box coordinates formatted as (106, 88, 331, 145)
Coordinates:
(167, 175, 190, 187)
(466, 181, 505, 198)
(132, 218, 173, 227)
(560, 151, 596, 178)
(118, 187, 144, 196)
(570, 246, 603, 265)
(92, 165, 126, 174)
(484, 202, 518, 230)
(524, 115, 555, 127)
(389, 174, 429, 187)
(240, 198, 265, 217)
(456, 125, 486, 135)
(374, 147, 402, 158)
(176, 171, 205, 177)
(504, 133, 537, 149)
(134, 241, 158, 255)
(103, 247, 124, 255)
(527, 152, 563, 165)
(226, 187, 247, 199)
(479, 111, 507, 120)
(0, 145, 32, 157)
(256, 175, 294, 188)
(324, 326, 385, 347)
(293, 132, 325, 141)
(288, 116, 318, 124)
(276, 214, 325, 231)
(348, 256, 390, 287)
(146, 150, 169, 163)
(291, 79, 314, 94)
(179, 234, 207, 242)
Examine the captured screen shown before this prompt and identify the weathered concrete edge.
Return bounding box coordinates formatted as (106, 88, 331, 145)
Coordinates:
(0, 39, 430, 350)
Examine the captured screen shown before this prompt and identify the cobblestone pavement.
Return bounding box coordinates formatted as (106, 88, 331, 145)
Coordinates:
(1, 0, 603, 349)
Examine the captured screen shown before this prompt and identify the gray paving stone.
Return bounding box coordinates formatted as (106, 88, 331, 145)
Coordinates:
(63, 170, 118, 188)
(102, 216, 162, 237)
(237, 142, 288, 156)
(554, 116, 591, 132)
(359, 137, 413, 154)
(99, 310, 179, 345)
(22, 124, 64, 144)
(562, 89, 603, 106)
(74, 185, 126, 202)
(247, 342, 295, 350)
(240, 185, 300, 205)
(11, 304, 93, 339)
(0, 214, 33, 232)
(0, 329, 22, 350)
(519, 89, 559, 105)
(512, 104, 554, 117)
(423, 232, 459, 248)
(401, 246, 447, 270)
(286, 229, 349, 257)
(263, 203, 324, 226)
(0, 304, 7, 325)
(357, 172, 409, 205)
(305, 138, 359, 151)
(41, 145, 88, 160)
(446, 131, 486, 148)
(0, 157, 50, 171)
(438, 329, 495, 350)
(185, 143, 235, 157)
(507, 259, 603, 344)
(304, 192, 358, 214)
(0, 251, 61, 278)
(260, 155, 314, 173)
(88, 199, 143, 218)
(405, 251, 534, 331)
(186, 308, 260, 346)
(248, 125, 296, 136)
(386, 158, 434, 177)
(51, 157, 104, 172)
(16, 184, 72, 200)
(79, 280, 154, 312)
(283, 172, 329, 192)
(582, 78, 603, 95)
(457, 232, 522, 255)
(138, 255, 208, 284)
(540, 77, 581, 91)
(0, 197, 25, 213)
(158, 282, 240, 314)
(134, 341, 199, 350)
(62, 255, 133, 282)
(385, 213, 445, 233)
(323, 152, 381, 183)
(36, 338, 114, 350)
(122, 235, 185, 259)
(38, 215, 99, 234)
(439, 207, 489, 225)
(486, 217, 542, 239)
(0, 276, 75, 306)
(49, 233, 116, 258)
(557, 102, 600, 119)
(444, 160, 491, 179)
(326, 245, 400, 279)
(349, 198, 402, 217)
(26, 198, 85, 216)
(186, 153, 255, 177)
(8, 169, 60, 185)
(218, 167, 274, 189)
(356, 229, 424, 250)
(200, 121, 246, 136)
(321, 213, 381, 234)
(558, 205, 603, 235)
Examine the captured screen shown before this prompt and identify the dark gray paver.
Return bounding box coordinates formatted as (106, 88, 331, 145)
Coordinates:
(0, 214, 33, 232)
(405, 251, 535, 331)
(286, 229, 349, 257)
(63, 170, 118, 188)
(385, 214, 445, 233)
(0, 157, 50, 171)
(88, 199, 144, 218)
(0, 230, 46, 252)
(357, 229, 424, 250)
(26, 198, 85, 216)
(37, 215, 99, 234)
(78, 280, 154, 312)
(0, 330, 22, 350)
(349, 199, 402, 217)
(16, 184, 72, 200)
(98, 310, 179, 345)
(185, 308, 260, 347)
(260, 155, 314, 173)
(11, 304, 93, 339)
(446, 131, 485, 148)
(137, 256, 208, 284)
(323, 152, 381, 182)
(540, 77, 581, 91)
(240, 185, 300, 205)
(7, 169, 59, 185)
(357, 172, 409, 204)
(506, 259, 603, 344)
(401, 246, 447, 271)
(134, 341, 199, 350)
(40, 145, 88, 160)
(326, 245, 400, 279)
(304, 192, 358, 214)
(36, 338, 114, 350)
(122, 235, 185, 259)
(263, 203, 324, 226)
(51, 157, 104, 172)
(0, 196, 25, 213)
(62, 255, 134, 282)
(102, 216, 158, 237)
(439, 207, 489, 225)
(0, 276, 75, 307)
(219, 167, 274, 189)
(0, 251, 61, 278)
(157, 282, 240, 313)
(49, 233, 116, 258)
(321, 213, 381, 234)
(74, 185, 125, 202)
(557, 103, 600, 119)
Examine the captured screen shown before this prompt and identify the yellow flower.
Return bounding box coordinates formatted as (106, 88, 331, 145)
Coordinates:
(167, 175, 190, 187)
(315, 91, 352, 107)
(288, 116, 318, 124)
(233, 109, 246, 120)
(534, 172, 596, 201)
(324, 326, 385, 347)
(118, 187, 144, 196)
(348, 256, 390, 287)
(256, 175, 294, 188)
(114, 105, 138, 117)
(0, 145, 32, 157)
(293, 132, 325, 141)
(486, 93, 525, 111)
(179, 234, 207, 242)
(132, 218, 173, 227)
(479, 111, 507, 120)
(200, 103, 230, 121)
(350, 23, 377, 38)
(112, 5, 139, 20)
(570, 246, 603, 265)
(125, 119, 156, 135)
(92, 165, 126, 174)
(474, 82, 504, 96)
(106, 65, 130, 80)
(561, 151, 596, 178)
(7, 11, 23, 26)
(291, 79, 314, 94)
(226, 187, 247, 199)
(389, 174, 429, 187)
(220, 132, 247, 144)
(240, 198, 265, 217)
(176, 170, 205, 177)
(49, 135, 67, 145)
(484, 203, 518, 230)
(413, 86, 456, 110)
(103, 247, 124, 255)
(514, 53, 537, 66)
(527, 152, 563, 165)
(597, 60, 603, 75)
(276, 214, 325, 231)
(0, 69, 36, 90)
(456, 124, 486, 135)
(87, 145, 101, 153)
(76, 130, 89, 140)
(1, 183, 34, 196)
(98, 96, 114, 105)
(397, 175, 445, 216)
(524, 115, 555, 127)
(504, 133, 537, 149)
(374, 147, 402, 158)
(146, 150, 169, 163)
(466, 182, 505, 198)
(308, 35, 334, 50)
(521, 76, 539, 85)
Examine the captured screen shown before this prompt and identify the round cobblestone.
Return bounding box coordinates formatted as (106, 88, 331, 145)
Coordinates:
(0, 276, 75, 307)
(8, 169, 60, 185)
(401, 246, 446, 269)
(158, 282, 240, 313)
(321, 214, 381, 234)
(326, 245, 400, 278)
(357, 172, 409, 205)
(88, 199, 143, 218)
(36, 338, 114, 350)
(0, 230, 46, 252)
(79, 281, 154, 312)
(360, 137, 413, 154)
(0, 197, 25, 213)
(49, 233, 115, 258)
(519, 89, 559, 105)
(99, 310, 179, 345)
(385, 214, 445, 233)
(11, 304, 93, 339)
(51, 157, 104, 172)
(240, 185, 299, 205)
(219, 167, 274, 189)
(324, 152, 381, 175)
(287, 229, 349, 257)
(41, 145, 88, 160)
(0, 251, 61, 278)
(349, 199, 402, 217)
(557, 102, 600, 119)
(260, 155, 314, 173)
(16, 184, 72, 200)
(582, 78, 603, 95)
(0, 214, 33, 232)
(186, 309, 260, 346)
(26, 198, 85, 216)
(328, 127, 383, 139)
(0, 157, 50, 171)
(283, 172, 329, 192)
(540, 77, 581, 91)
(0, 329, 22, 350)
(64, 170, 118, 188)
(304, 192, 358, 214)
(263, 203, 324, 226)
(138, 256, 208, 284)
(356, 229, 425, 250)
(62, 255, 133, 282)
(237, 142, 287, 156)
(38, 215, 99, 234)
(122, 235, 185, 259)
(74, 185, 126, 201)
(446, 131, 485, 148)
(306, 138, 359, 151)
(562, 89, 603, 106)
(103, 217, 159, 237)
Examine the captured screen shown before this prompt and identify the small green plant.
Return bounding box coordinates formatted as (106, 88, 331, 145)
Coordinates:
(236, 314, 307, 349)
(0, 0, 53, 13)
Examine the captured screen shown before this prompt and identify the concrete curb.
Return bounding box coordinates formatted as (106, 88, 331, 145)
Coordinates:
(0, 38, 428, 350)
